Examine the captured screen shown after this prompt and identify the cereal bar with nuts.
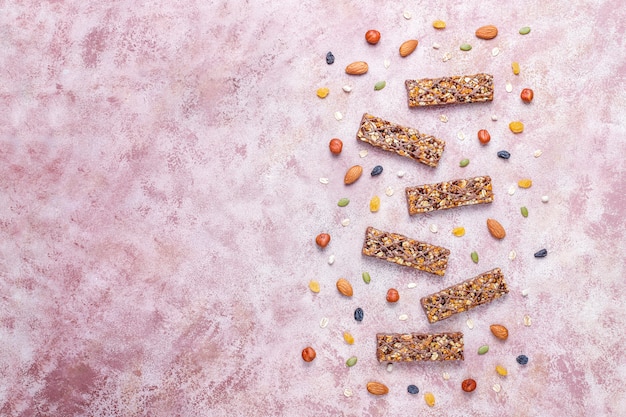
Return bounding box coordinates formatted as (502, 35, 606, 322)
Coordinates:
(356, 113, 445, 168)
(362, 226, 450, 276)
(405, 73, 494, 106)
(405, 176, 494, 215)
(420, 268, 509, 323)
(376, 332, 464, 362)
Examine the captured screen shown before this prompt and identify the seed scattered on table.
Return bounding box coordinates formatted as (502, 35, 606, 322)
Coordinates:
(343, 388, 353, 397)
(302, 346, 316, 362)
(329, 138, 343, 154)
(319, 177, 329, 184)
(518, 178, 532, 188)
(326, 51, 335, 64)
(466, 318, 475, 329)
(519, 26, 531, 35)
(542, 195, 550, 203)
(334, 111, 343, 121)
(433, 20, 446, 29)
(492, 383, 501, 393)
(397, 170, 405, 178)
(523, 314, 532, 326)
(442, 52, 452, 62)
(460, 43, 472, 51)
(459, 158, 470, 167)
(508, 185, 516, 195)
(328, 255, 335, 264)
(429, 224, 438, 233)
(338, 198, 350, 207)
(520, 206, 529, 217)
(521, 288, 530, 297)
(362, 271, 371, 284)
(407, 282, 417, 289)
(471, 251, 479, 263)
(433, 42, 441, 49)
(505, 82, 513, 92)
(403, 10, 412, 19)
(342, 85, 352, 93)
(439, 114, 448, 123)
(491, 114, 498, 121)
(516, 354, 529, 365)
(478, 345, 489, 355)
(398, 314, 408, 321)
(462, 378, 477, 392)
(374, 81, 386, 91)
(407, 384, 419, 394)
(387, 363, 394, 372)
(341, 218, 350, 227)
(346, 356, 358, 367)
(359, 149, 368, 158)
(508, 250, 517, 260)
(492, 47, 500, 56)
(534, 248, 548, 257)
(385, 186, 394, 196)
(457, 131, 466, 140)
(320, 317, 329, 328)
(384, 58, 391, 68)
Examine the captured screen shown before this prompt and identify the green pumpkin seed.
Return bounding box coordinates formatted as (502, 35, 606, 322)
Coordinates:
(346, 356, 358, 367)
(374, 81, 386, 91)
(521, 206, 529, 217)
(478, 345, 489, 355)
(519, 26, 531, 35)
(362, 272, 371, 284)
(338, 198, 350, 207)
(460, 158, 470, 167)
(460, 43, 472, 51)
(471, 251, 479, 264)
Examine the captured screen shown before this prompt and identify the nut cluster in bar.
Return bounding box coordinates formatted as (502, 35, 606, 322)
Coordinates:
(362, 226, 450, 276)
(376, 332, 464, 361)
(356, 113, 445, 167)
(405, 73, 494, 106)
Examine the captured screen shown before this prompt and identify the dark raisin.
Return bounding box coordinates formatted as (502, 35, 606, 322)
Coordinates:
(354, 307, 364, 322)
(326, 51, 335, 65)
(497, 150, 511, 159)
(534, 248, 548, 258)
(516, 354, 529, 365)
(371, 165, 383, 176)
(407, 384, 419, 394)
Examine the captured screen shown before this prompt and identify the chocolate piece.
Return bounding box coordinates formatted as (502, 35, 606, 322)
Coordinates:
(376, 332, 464, 362)
(420, 268, 509, 323)
(405, 176, 494, 215)
(362, 226, 450, 276)
(405, 73, 494, 106)
(356, 113, 445, 168)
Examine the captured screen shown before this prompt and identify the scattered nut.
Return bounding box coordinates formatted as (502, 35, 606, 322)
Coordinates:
(366, 381, 389, 395)
(487, 218, 506, 239)
(315, 233, 330, 248)
(344, 165, 363, 184)
(475, 25, 498, 39)
(490, 324, 509, 340)
(345, 61, 369, 75)
(329, 138, 343, 154)
(399, 39, 419, 57)
(462, 378, 477, 392)
(336, 278, 353, 297)
(365, 29, 381, 45)
(302, 346, 316, 362)
(386, 288, 399, 303)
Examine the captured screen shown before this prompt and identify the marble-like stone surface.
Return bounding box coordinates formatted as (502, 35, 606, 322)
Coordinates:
(1, 0, 625, 415)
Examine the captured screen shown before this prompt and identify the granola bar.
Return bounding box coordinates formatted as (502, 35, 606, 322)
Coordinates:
(420, 268, 509, 323)
(405, 176, 494, 215)
(362, 226, 450, 276)
(405, 73, 494, 107)
(376, 332, 464, 362)
(356, 113, 445, 168)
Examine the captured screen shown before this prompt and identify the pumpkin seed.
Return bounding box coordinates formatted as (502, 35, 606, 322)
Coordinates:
(471, 251, 479, 263)
(362, 271, 371, 284)
(346, 356, 358, 367)
(519, 26, 531, 35)
(374, 81, 386, 91)
(338, 198, 350, 207)
(460, 43, 472, 51)
(478, 345, 489, 355)
(459, 158, 470, 167)
(520, 206, 528, 217)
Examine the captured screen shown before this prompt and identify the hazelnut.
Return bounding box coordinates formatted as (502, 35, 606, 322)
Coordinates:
(315, 233, 330, 248)
(365, 30, 381, 45)
(520, 88, 534, 103)
(302, 346, 316, 362)
(386, 288, 399, 303)
(462, 378, 477, 392)
(478, 129, 491, 144)
(329, 138, 343, 154)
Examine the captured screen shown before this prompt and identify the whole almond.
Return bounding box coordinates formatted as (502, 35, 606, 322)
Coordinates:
(490, 324, 509, 340)
(486, 218, 506, 239)
(399, 39, 418, 57)
(366, 381, 389, 395)
(345, 61, 369, 75)
(336, 278, 353, 297)
(475, 25, 498, 40)
(344, 165, 363, 185)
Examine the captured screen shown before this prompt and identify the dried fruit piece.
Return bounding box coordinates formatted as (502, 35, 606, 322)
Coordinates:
(343, 331, 355, 345)
(315, 233, 330, 248)
(462, 379, 477, 392)
(452, 227, 465, 237)
(519, 26, 531, 35)
(496, 365, 508, 376)
(316, 87, 329, 98)
(346, 356, 358, 367)
(478, 129, 491, 144)
(490, 324, 509, 340)
(399, 39, 419, 57)
(516, 354, 529, 365)
(345, 61, 369, 75)
(371, 165, 383, 176)
(475, 25, 498, 39)
(433, 20, 446, 29)
(365, 29, 381, 44)
(487, 218, 506, 239)
(534, 248, 548, 258)
(518, 178, 533, 188)
(386, 288, 399, 303)
(302, 346, 316, 362)
(374, 81, 386, 91)
(497, 150, 511, 159)
(407, 384, 419, 394)
(509, 121, 524, 133)
(354, 307, 364, 321)
(326, 51, 334, 65)
(309, 280, 320, 293)
(367, 381, 389, 395)
(460, 43, 472, 51)
(329, 138, 343, 154)
(478, 345, 489, 355)
(424, 392, 435, 407)
(521, 88, 534, 103)
(512, 61, 520, 75)
(336, 278, 353, 297)
(362, 272, 371, 284)
(369, 196, 380, 212)
(344, 165, 363, 184)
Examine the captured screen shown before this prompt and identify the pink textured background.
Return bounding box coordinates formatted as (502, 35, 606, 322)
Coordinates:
(1, 1, 625, 416)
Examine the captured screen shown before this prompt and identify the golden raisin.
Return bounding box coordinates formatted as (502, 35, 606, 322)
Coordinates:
(512, 61, 520, 75)
(433, 20, 446, 29)
(509, 121, 524, 133)
(369, 196, 380, 212)
(518, 179, 533, 188)
(309, 280, 320, 293)
(424, 392, 435, 407)
(496, 365, 508, 376)
(343, 331, 355, 345)
(316, 87, 329, 98)
(452, 227, 465, 237)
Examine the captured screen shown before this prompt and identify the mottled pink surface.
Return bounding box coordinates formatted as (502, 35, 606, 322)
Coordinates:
(1, 1, 625, 416)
